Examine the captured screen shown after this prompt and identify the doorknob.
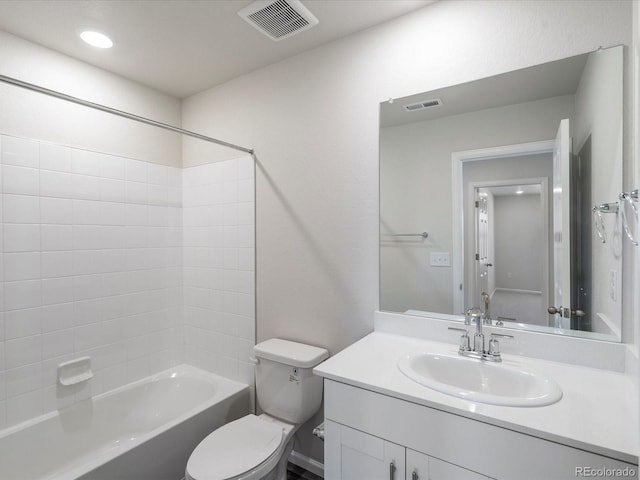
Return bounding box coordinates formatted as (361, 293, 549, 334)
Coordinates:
(548, 306, 586, 317)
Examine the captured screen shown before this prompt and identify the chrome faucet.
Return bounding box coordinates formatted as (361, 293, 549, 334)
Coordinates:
(448, 308, 513, 362)
(468, 307, 485, 353)
(481, 291, 490, 323)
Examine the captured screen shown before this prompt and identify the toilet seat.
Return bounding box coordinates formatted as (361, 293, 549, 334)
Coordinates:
(185, 415, 287, 480)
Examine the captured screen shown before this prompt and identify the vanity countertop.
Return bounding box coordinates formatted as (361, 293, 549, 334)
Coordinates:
(313, 331, 638, 465)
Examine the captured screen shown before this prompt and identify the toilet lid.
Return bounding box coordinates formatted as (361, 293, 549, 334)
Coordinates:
(187, 415, 284, 480)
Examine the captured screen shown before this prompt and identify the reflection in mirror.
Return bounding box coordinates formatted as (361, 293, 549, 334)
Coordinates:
(380, 46, 623, 341)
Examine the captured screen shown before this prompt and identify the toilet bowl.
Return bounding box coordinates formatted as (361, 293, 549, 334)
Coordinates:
(185, 414, 296, 480)
(185, 339, 329, 480)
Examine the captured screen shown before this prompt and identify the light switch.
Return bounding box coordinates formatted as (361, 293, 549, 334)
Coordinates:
(430, 252, 450, 267)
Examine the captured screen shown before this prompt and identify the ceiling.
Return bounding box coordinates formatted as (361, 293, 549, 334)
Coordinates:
(380, 51, 589, 128)
(0, 0, 434, 99)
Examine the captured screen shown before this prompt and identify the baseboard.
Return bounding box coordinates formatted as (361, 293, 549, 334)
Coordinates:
(289, 450, 324, 478)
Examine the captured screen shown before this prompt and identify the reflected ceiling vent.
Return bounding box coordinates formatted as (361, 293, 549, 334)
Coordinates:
(238, 0, 319, 42)
(403, 98, 443, 112)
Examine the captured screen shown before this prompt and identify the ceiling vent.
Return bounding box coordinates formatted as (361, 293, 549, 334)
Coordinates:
(238, 0, 319, 41)
(403, 99, 443, 112)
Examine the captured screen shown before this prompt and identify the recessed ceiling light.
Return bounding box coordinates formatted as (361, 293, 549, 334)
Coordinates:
(80, 30, 113, 49)
(516, 189, 524, 195)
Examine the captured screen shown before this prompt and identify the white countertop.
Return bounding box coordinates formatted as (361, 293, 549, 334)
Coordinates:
(314, 331, 639, 465)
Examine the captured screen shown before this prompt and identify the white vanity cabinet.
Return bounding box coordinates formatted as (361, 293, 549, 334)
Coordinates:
(325, 419, 491, 480)
(322, 379, 637, 480)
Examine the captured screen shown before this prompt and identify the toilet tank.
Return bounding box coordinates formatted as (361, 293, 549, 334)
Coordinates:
(253, 339, 329, 424)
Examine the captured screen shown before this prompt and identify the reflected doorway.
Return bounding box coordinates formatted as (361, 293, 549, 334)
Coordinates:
(474, 183, 547, 325)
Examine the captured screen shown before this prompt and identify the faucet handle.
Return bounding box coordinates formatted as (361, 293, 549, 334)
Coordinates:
(490, 333, 514, 339)
(488, 333, 514, 356)
(465, 307, 482, 325)
(448, 327, 471, 351)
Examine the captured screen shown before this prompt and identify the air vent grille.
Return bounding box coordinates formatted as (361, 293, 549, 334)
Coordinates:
(404, 99, 443, 112)
(239, 0, 319, 41)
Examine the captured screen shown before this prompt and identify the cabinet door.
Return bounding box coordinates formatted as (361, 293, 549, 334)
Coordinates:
(325, 420, 405, 480)
(406, 449, 490, 480)
(406, 449, 429, 480)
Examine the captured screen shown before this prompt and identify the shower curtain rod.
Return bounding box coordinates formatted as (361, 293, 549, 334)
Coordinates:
(0, 74, 254, 155)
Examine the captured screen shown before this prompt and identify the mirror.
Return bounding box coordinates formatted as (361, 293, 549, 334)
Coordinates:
(380, 46, 624, 341)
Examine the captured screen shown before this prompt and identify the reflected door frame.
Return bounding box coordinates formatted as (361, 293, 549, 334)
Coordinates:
(470, 178, 549, 320)
(451, 139, 555, 315)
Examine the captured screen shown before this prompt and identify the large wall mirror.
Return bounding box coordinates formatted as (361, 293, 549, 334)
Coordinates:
(380, 46, 624, 342)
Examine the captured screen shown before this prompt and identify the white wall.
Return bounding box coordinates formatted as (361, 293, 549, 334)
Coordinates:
(182, 0, 632, 462)
(574, 46, 625, 343)
(633, 0, 640, 381)
(0, 31, 182, 167)
(183, 0, 632, 349)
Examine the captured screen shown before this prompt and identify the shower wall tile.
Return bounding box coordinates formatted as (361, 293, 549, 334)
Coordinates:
(40, 143, 72, 172)
(183, 155, 255, 386)
(2, 165, 40, 195)
(0, 134, 256, 431)
(1, 136, 39, 168)
(0, 134, 184, 429)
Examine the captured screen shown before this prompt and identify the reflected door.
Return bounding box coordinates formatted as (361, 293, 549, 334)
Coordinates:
(475, 193, 491, 301)
(551, 119, 572, 328)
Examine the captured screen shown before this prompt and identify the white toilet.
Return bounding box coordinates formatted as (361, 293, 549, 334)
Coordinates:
(185, 339, 329, 480)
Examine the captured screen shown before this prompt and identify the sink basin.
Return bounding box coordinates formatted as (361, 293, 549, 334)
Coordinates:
(398, 353, 562, 407)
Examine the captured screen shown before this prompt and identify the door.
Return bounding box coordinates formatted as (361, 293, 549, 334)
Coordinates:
(551, 119, 572, 329)
(325, 421, 405, 480)
(572, 137, 592, 331)
(406, 449, 429, 480)
(475, 191, 490, 302)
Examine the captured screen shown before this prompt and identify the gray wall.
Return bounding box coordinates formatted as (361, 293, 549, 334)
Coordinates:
(494, 193, 545, 292)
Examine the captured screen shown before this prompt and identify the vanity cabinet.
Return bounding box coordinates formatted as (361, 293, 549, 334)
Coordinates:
(323, 380, 637, 480)
(325, 420, 491, 480)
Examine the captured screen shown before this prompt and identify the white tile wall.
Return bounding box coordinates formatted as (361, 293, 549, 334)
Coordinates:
(182, 156, 255, 391)
(0, 135, 256, 430)
(0, 135, 186, 429)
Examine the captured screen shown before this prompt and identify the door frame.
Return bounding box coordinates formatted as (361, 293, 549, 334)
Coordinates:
(451, 139, 555, 314)
(470, 178, 549, 319)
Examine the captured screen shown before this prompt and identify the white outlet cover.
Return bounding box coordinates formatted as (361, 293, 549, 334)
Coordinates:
(430, 252, 450, 267)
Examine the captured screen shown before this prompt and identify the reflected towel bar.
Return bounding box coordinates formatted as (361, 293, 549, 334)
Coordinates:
(389, 232, 429, 239)
(619, 189, 638, 246)
(592, 203, 619, 243)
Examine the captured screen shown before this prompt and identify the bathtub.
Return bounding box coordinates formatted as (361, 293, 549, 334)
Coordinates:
(0, 364, 250, 480)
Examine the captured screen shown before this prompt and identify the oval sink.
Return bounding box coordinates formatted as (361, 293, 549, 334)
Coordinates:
(398, 353, 562, 407)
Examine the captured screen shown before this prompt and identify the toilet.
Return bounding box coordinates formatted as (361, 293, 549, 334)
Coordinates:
(185, 339, 329, 480)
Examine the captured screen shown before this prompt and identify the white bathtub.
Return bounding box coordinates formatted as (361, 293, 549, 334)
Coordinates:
(0, 365, 250, 480)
